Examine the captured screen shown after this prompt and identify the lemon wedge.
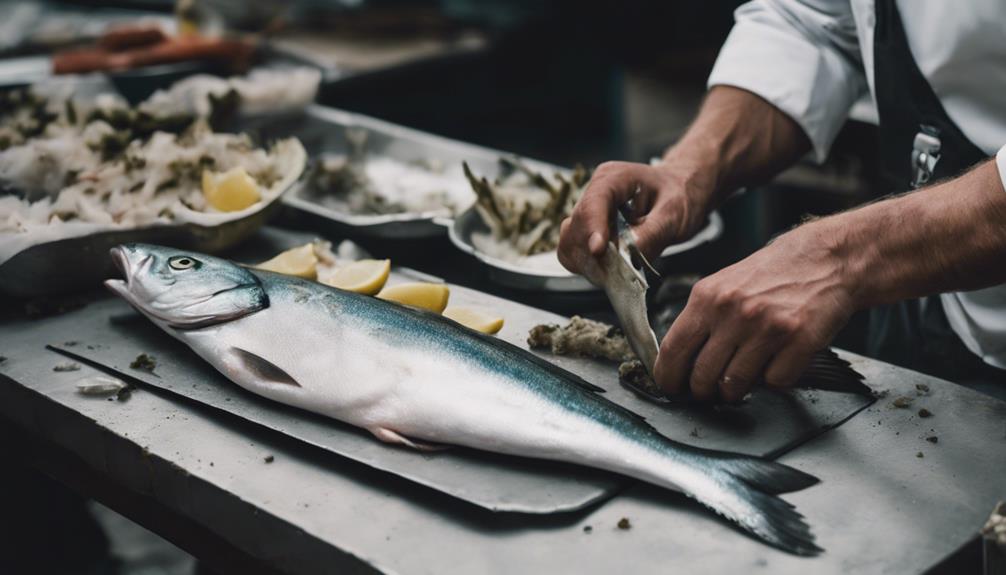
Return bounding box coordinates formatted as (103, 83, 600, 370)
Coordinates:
(254, 243, 318, 279)
(202, 166, 261, 212)
(323, 259, 391, 295)
(443, 307, 504, 334)
(378, 283, 450, 313)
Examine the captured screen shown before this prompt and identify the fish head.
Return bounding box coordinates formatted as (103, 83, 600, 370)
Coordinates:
(105, 243, 268, 329)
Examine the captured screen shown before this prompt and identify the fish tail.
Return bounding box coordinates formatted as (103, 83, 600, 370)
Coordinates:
(711, 454, 820, 495)
(649, 440, 823, 556)
(708, 476, 823, 557)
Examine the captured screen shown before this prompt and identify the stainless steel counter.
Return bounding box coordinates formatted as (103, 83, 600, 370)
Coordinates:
(1, 254, 1003, 574)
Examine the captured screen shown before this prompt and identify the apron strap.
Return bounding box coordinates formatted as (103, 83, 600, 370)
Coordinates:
(867, 0, 994, 381)
(873, 0, 987, 192)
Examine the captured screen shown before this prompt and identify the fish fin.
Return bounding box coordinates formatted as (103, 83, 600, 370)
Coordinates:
(721, 481, 823, 556)
(655, 440, 821, 555)
(796, 349, 871, 396)
(230, 347, 301, 388)
(702, 467, 821, 555)
(716, 455, 819, 495)
(371, 427, 450, 452)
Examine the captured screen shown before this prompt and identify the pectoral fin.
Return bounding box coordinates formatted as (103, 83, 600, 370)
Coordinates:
(371, 427, 450, 452)
(230, 347, 301, 387)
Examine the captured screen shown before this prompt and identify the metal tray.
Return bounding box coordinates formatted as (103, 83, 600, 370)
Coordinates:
(50, 297, 625, 514)
(25, 224, 872, 514)
(0, 187, 301, 299)
(238, 105, 566, 239)
(40, 285, 874, 514)
(448, 208, 724, 292)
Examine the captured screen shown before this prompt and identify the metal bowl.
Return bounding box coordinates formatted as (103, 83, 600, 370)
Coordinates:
(0, 147, 307, 298)
(243, 105, 563, 240)
(0, 200, 283, 298)
(449, 207, 724, 293)
(283, 176, 455, 239)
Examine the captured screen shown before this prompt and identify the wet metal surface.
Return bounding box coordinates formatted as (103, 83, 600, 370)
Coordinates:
(37, 282, 869, 514)
(47, 298, 621, 514)
(0, 226, 869, 515)
(2, 317, 1003, 573)
(5, 227, 1000, 572)
(1, 291, 1004, 572)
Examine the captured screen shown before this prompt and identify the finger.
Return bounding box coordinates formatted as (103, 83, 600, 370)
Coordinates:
(653, 306, 708, 396)
(573, 163, 653, 256)
(688, 334, 737, 402)
(763, 344, 817, 390)
(718, 340, 778, 403)
(629, 184, 657, 221)
(557, 217, 578, 273)
(631, 195, 692, 261)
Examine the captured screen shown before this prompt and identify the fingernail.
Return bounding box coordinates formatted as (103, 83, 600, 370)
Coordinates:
(720, 376, 749, 403)
(588, 232, 604, 254)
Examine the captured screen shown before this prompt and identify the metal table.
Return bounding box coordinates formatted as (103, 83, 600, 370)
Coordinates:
(1, 266, 1004, 575)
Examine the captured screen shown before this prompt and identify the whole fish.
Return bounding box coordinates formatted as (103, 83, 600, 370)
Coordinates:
(106, 243, 822, 555)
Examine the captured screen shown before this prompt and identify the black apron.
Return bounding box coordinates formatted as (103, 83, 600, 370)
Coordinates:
(868, 0, 1005, 393)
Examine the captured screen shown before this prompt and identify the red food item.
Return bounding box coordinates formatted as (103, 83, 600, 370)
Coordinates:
(53, 36, 255, 75)
(97, 25, 168, 52)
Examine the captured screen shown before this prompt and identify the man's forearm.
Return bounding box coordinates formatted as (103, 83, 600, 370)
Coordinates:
(661, 85, 812, 212)
(817, 159, 1006, 306)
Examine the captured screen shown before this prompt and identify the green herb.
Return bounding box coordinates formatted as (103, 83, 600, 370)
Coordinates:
(129, 353, 157, 373)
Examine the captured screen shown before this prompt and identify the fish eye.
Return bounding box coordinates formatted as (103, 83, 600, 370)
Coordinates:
(168, 256, 199, 271)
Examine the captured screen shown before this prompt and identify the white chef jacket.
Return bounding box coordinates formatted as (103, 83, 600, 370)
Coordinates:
(707, 0, 1006, 370)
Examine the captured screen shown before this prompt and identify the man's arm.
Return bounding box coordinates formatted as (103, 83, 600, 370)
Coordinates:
(560, 0, 865, 270)
(656, 159, 1006, 401)
(662, 85, 814, 220)
(558, 0, 877, 402)
(845, 159, 1006, 302)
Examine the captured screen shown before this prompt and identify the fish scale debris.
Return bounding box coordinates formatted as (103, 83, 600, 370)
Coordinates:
(892, 396, 914, 408)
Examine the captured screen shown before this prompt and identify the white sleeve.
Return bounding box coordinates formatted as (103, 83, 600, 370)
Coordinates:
(707, 0, 868, 163)
(997, 145, 1006, 194)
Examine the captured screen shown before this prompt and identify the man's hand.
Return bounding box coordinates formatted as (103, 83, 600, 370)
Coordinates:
(558, 86, 811, 276)
(653, 157, 1006, 401)
(557, 160, 714, 273)
(653, 220, 859, 402)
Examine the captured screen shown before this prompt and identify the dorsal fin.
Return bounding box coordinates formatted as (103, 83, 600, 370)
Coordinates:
(797, 349, 871, 396)
(230, 347, 300, 387)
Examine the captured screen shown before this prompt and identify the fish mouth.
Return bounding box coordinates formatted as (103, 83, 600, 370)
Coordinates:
(104, 246, 129, 295)
(104, 246, 150, 302)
